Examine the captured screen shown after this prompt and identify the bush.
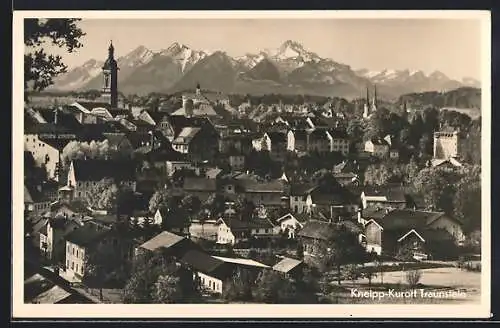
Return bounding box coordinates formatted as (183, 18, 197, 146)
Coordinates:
(405, 269, 422, 287)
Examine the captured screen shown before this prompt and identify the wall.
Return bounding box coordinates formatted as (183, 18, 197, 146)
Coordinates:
(428, 216, 466, 243)
(365, 222, 382, 255)
(65, 241, 86, 280)
(289, 195, 307, 214)
(24, 134, 61, 181)
(433, 133, 459, 159)
(217, 223, 235, 245)
(198, 272, 223, 294)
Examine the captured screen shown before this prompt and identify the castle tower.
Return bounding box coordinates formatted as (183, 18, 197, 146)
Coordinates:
(102, 40, 119, 109)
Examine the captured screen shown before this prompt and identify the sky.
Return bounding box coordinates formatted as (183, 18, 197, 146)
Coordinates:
(37, 18, 483, 80)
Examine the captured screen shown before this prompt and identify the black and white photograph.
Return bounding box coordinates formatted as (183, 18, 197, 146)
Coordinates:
(13, 10, 490, 318)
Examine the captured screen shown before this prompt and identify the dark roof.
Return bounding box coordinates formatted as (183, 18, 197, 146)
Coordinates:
(362, 206, 390, 220)
(183, 178, 217, 192)
(363, 184, 407, 202)
(297, 220, 337, 241)
(72, 159, 137, 182)
(167, 115, 214, 136)
(50, 200, 91, 215)
(308, 129, 329, 141)
(289, 183, 317, 196)
(157, 207, 191, 229)
(24, 123, 74, 135)
(65, 222, 110, 247)
(180, 250, 234, 280)
(373, 209, 446, 231)
(328, 129, 348, 139)
(241, 180, 285, 193)
(37, 108, 81, 130)
(266, 131, 287, 143)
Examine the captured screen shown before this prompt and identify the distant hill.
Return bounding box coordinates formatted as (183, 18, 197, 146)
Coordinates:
(398, 87, 481, 110)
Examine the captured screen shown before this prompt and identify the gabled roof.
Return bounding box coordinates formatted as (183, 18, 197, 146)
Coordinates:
(65, 222, 110, 247)
(372, 209, 447, 231)
(71, 159, 137, 182)
(172, 127, 202, 144)
(272, 257, 303, 273)
(289, 183, 318, 196)
(328, 129, 348, 139)
(139, 231, 186, 251)
(179, 250, 230, 279)
(157, 207, 191, 229)
(102, 133, 131, 148)
(297, 220, 337, 241)
(24, 123, 74, 135)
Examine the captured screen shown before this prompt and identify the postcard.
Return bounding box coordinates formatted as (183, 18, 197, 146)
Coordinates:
(13, 10, 491, 319)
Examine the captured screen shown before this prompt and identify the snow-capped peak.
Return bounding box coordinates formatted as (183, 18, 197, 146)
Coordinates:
(159, 42, 209, 72)
(267, 40, 320, 62)
(119, 45, 154, 67)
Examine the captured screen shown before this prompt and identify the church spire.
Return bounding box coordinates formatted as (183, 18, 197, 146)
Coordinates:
(108, 40, 115, 59)
(372, 84, 378, 111)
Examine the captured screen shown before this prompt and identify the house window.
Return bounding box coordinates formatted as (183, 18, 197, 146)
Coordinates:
(76, 250, 79, 258)
(66, 260, 69, 268)
(76, 263, 79, 273)
(71, 262, 74, 270)
(72, 247, 75, 255)
(81, 266, 84, 275)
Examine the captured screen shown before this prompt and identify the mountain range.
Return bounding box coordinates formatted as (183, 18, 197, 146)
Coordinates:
(49, 40, 481, 100)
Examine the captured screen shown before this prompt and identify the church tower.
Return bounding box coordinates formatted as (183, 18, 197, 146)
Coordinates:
(363, 87, 370, 119)
(102, 40, 119, 109)
(371, 84, 378, 112)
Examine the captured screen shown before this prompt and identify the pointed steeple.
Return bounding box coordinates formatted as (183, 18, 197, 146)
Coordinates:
(108, 40, 115, 59)
(372, 84, 377, 109)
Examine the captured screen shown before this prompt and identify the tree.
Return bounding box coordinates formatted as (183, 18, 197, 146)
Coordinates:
(374, 257, 384, 285)
(346, 264, 362, 285)
(24, 19, 85, 93)
(453, 167, 481, 233)
(222, 267, 255, 302)
(122, 251, 199, 303)
(83, 243, 114, 301)
(318, 225, 367, 285)
(151, 274, 182, 303)
(81, 178, 120, 212)
(405, 269, 423, 287)
(363, 265, 377, 287)
(148, 188, 170, 214)
(364, 164, 391, 186)
(252, 270, 297, 303)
